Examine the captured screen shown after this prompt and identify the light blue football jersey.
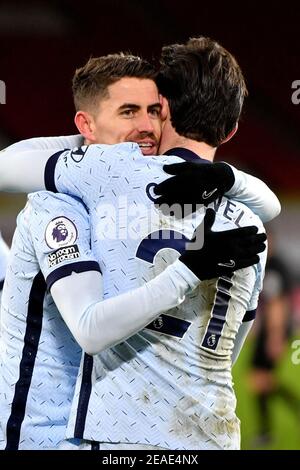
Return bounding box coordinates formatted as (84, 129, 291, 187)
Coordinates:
(0, 192, 100, 450)
(46, 143, 266, 449)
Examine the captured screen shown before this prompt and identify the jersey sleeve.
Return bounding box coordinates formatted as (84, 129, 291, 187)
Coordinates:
(51, 259, 200, 355)
(44, 142, 139, 200)
(26, 191, 101, 290)
(4, 135, 82, 152)
(226, 164, 281, 222)
(0, 136, 83, 193)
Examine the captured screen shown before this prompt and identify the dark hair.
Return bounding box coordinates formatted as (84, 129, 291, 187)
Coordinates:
(156, 37, 248, 147)
(72, 53, 156, 112)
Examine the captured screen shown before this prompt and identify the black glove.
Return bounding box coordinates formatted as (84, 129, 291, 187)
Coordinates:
(179, 208, 267, 280)
(154, 161, 235, 210)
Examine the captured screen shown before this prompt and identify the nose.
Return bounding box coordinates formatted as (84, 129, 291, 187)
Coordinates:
(137, 113, 155, 134)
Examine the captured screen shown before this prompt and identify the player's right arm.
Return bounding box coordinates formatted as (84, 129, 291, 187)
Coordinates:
(0, 139, 131, 198)
(5, 135, 82, 151)
(0, 135, 81, 192)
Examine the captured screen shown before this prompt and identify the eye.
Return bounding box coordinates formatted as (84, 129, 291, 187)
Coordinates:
(149, 107, 161, 117)
(120, 109, 135, 117)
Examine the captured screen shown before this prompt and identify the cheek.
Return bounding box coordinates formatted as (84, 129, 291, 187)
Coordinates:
(121, 124, 141, 140)
(95, 122, 122, 143)
(153, 120, 162, 138)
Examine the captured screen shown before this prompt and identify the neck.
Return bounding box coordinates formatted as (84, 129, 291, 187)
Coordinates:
(159, 119, 216, 161)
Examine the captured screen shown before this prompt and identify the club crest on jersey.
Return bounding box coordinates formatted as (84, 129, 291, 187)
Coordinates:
(71, 145, 88, 163)
(206, 334, 216, 347)
(153, 316, 164, 330)
(45, 216, 78, 249)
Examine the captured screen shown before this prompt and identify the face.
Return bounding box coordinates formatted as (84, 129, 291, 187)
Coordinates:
(91, 77, 162, 155)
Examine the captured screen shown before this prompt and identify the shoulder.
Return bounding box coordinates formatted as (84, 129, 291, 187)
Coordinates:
(27, 191, 88, 214)
(22, 192, 91, 254)
(61, 143, 144, 174)
(24, 192, 89, 242)
(85, 142, 141, 160)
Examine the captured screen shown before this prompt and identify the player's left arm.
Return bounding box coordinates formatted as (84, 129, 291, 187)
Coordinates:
(51, 259, 199, 355)
(155, 161, 281, 223)
(226, 164, 281, 222)
(27, 191, 201, 355)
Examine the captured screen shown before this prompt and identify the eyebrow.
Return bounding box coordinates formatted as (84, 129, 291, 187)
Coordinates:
(148, 103, 162, 111)
(118, 102, 162, 111)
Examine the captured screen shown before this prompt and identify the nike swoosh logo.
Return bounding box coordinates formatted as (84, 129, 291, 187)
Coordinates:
(218, 259, 235, 268)
(202, 188, 218, 200)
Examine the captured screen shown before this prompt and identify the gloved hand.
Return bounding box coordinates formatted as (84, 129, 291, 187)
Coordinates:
(154, 161, 235, 208)
(179, 208, 267, 280)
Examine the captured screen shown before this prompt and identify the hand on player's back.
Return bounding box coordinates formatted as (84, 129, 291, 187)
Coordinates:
(179, 208, 266, 280)
(154, 161, 235, 211)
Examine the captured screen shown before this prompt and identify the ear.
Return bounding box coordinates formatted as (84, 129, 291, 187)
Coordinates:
(159, 95, 169, 122)
(222, 123, 238, 144)
(74, 111, 97, 144)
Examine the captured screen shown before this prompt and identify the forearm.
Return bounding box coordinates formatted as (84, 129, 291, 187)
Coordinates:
(227, 165, 281, 222)
(5, 135, 82, 151)
(51, 259, 199, 355)
(0, 135, 82, 192)
(0, 148, 53, 192)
